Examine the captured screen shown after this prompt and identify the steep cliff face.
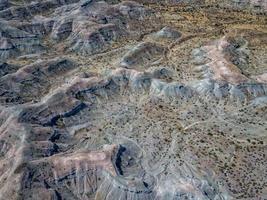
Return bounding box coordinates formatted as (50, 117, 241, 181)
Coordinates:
(0, 0, 266, 200)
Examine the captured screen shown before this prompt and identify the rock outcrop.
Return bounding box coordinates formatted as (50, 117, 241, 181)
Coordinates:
(0, 0, 266, 199)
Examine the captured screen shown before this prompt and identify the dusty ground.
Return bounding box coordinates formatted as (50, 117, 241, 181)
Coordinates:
(0, 0, 266, 199)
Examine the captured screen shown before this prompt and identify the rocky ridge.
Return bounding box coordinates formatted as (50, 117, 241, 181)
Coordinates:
(0, 0, 266, 200)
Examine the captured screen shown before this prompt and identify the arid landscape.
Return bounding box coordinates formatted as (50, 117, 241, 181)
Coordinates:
(0, 0, 266, 199)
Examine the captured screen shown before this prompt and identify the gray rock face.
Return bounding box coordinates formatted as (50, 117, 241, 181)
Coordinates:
(0, 0, 9, 11)
(0, 62, 20, 78)
(17, 18, 54, 36)
(0, 0, 266, 200)
(153, 26, 182, 40)
(0, 21, 44, 61)
(120, 42, 166, 68)
(191, 37, 267, 101)
(0, 58, 77, 104)
(69, 22, 127, 55)
(0, 0, 80, 20)
(50, 1, 156, 55)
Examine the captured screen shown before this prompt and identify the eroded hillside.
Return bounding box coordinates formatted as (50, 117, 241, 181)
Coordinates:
(0, 0, 266, 199)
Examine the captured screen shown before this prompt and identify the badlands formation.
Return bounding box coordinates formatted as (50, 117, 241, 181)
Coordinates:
(0, 0, 266, 199)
